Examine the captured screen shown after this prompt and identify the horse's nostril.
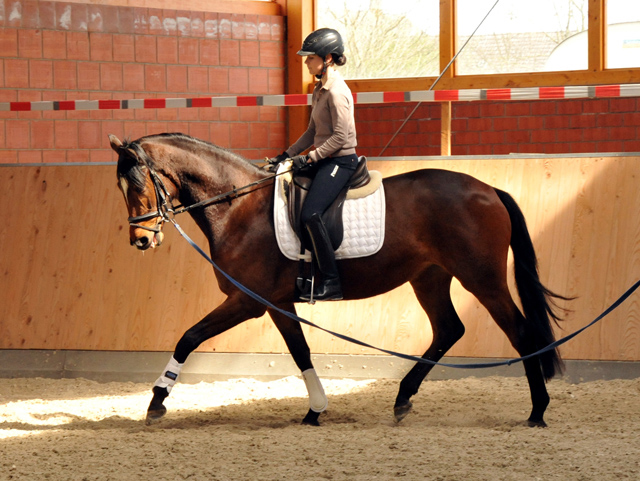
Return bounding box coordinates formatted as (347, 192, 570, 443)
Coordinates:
(134, 236, 151, 249)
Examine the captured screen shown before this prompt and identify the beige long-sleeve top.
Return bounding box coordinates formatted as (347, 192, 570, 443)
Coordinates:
(285, 69, 357, 162)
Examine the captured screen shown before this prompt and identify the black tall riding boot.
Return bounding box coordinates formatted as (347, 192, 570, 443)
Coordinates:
(299, 213, 343, 301)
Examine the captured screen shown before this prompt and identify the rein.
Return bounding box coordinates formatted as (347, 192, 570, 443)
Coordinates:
(128, 164, 291, 233)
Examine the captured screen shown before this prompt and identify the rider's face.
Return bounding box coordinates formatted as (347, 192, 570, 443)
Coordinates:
(304, 54, 326, 76)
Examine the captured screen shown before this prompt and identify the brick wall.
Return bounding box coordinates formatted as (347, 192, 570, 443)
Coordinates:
(356, 96, 640, 157)
(0, 0, 286, 164)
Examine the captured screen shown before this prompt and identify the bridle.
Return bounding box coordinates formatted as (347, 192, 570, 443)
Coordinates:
(126, 160, 291, 234)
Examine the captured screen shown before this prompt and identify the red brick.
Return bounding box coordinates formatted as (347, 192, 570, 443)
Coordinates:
(582, 99, 608, 114)
(199, 106, 220, 122)
(467, 117, 492, 131)
(531, 129, 556, 143)
(270, 17, 283, 41)
(240, 106, 259, 122)
(454, 131, 480, 145)
(570, 142, 597, 153)
(6, 120, 31, 149)
(609, 97, 636, 112)
(42, 30, 66, 59)
(123, 63, 145, 91)
(609, 126, 636, 141)
(231, 14, 245, 39)
(0, 61, 3, 88)
(145, 64, 166, 91)
(29, 120, 54, 149)
(597, 113, 624, 127)
(479, 103, 505, 117)
(245, 15, 259, 40)
(467, 144, 493, 155)
(204, 12, 219, 39)
(480, 131, 504, 144)
(191, 12, 205, 38)
(54, 120, 78, 149)
(19, 150, 43, 163)
(493, 117, 516, 131)
(545, 116, 571, 129)
(18, 29, 42, 58)
(100, 120, 125, 141)
(217, 14, 232, 39)
(453, 103, 479, 118)
(161, 10, 178, 36)
(77, 62, 100, 90)
(623, 140, 640, 151)
(267, 69, 283, 94)
(101, 63, 123, 90)
(504, 130, 530, 143)
(78, 121, 102, 148)
(582, 127, 610, 141)
(119, 7, 136, 35)
(166, 65, 187, 92)
(220, 39, 239, 66)
(187, 66, 208, 93)
(199, 39, 219, 66)
(556, 100, 583, 115)
(209, 66, 229, 93)
(29, 60, 53, 89)
(531, 102, 556, 115)
(0, 29, 18, 56)
(240, 40, 259, 66)
(67, 150, 90, 163)
(230, 122, 249, 148)
(569, 114, 597, 129)
(175, 11, 191, 37)
(518, 116, 544, 130)
(135, 36, 156, 63)
(157, 105, 179, 121)
(5, 59, 30, 87)
(179, 37, 199, 64)
(89, 33, 113, 61)
(597, 141, 624, 152)
(211, 122, 230, 147)
(133, 8, 149, 35)
(22, 0, 41, 28)
(188, 122, 210, 142)
(177, 105, 198, 121)
(505, 102, 531, 117)
(70, 3, 89, 31)
(624, 112, 640, 126)
(557, 128, 583, 142)
(1, 151, 19, 163)
(90, 150, 114, 163)
(123, 121, 146, 139)
(67, 32, 90, 60)
(113, 35, 135, 62)
(493, 144, 519, 155)
(157, 36, 178, 63)
(248, 68, 268, 94)
(259, 41, 284, 68)
(53, 60, 77, 89)
(0, 120, 4, 147)
(39, 2, 57, 30)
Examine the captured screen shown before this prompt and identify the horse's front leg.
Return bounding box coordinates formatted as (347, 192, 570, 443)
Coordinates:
(146, 295, 266, 424)
(268, 304, 327, 426)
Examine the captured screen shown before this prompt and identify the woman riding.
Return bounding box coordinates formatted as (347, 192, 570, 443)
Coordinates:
(270, 28, 358, 302)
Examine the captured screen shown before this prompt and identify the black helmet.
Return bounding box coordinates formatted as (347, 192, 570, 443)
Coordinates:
(297, 28, 344, 58)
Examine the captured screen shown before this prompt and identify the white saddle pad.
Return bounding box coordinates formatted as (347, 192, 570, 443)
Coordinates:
(273, 162, 386, 261)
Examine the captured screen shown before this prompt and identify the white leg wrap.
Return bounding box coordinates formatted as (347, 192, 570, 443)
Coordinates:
(302, 368, 328, 413)
(154, 356, 183, 394)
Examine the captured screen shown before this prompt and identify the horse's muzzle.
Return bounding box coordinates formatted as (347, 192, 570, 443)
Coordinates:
(132, 232, 164, 250)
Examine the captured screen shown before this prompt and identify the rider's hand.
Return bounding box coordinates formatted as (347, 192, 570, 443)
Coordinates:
(267, 152, 288, 166)
(291, 154, 310, 172)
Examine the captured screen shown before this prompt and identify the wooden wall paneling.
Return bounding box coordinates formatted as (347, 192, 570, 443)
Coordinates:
(1, 158, 639, 361)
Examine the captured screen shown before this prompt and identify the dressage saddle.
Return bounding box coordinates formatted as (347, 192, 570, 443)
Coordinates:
(284, 156, 371, 251)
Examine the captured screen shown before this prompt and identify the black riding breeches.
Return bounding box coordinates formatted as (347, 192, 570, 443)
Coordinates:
(300, 154, 358, 226)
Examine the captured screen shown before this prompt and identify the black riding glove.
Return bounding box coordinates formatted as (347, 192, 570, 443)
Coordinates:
(268, 152, 288, 165)
(291, 154, 311, 172)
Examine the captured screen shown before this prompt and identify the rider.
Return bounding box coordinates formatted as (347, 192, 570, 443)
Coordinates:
(270, 28, 357, 302)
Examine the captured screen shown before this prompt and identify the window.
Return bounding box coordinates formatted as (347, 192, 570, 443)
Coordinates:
(606, 0, 640, 68)
(457, 0, 589, 74)
(316, 0, 440, 79)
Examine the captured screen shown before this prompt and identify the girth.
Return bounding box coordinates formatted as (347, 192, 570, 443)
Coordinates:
(285, 156, 371, 250)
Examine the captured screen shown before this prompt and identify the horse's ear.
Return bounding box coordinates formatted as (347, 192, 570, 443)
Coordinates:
(108, 134, 123, 152)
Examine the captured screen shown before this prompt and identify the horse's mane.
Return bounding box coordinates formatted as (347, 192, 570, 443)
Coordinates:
(117, 132, 260, 191)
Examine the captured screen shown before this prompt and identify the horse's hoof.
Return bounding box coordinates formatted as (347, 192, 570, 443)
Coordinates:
(145, 405, 167, 425)
(301, 409, 321, 426)
(527, 418, 547, 428)
(394, 401, 413, 423)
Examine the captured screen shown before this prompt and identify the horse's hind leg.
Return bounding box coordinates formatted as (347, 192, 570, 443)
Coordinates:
(466, 280, 551, 427)
(268, 304, 326, 426)
(395, 266, 465, 422)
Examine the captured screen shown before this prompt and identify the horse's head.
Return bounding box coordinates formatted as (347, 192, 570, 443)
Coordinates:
(109, 134, 176, 251)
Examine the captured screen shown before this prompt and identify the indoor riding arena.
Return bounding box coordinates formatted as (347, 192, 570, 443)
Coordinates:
(1, 0, 639, 480)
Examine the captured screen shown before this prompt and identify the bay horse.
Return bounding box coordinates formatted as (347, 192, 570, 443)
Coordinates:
(109, 132, 568, 427)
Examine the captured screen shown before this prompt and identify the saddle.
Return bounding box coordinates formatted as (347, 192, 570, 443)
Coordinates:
(284, 156, 372, 250)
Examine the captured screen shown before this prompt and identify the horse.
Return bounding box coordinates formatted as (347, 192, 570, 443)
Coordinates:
(108, 132, 569, 427)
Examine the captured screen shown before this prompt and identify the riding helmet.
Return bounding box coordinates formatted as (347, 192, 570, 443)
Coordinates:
(297, 28, 344, 58)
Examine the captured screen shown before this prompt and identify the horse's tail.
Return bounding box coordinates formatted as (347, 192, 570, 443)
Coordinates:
(494, 188, 571, 380)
